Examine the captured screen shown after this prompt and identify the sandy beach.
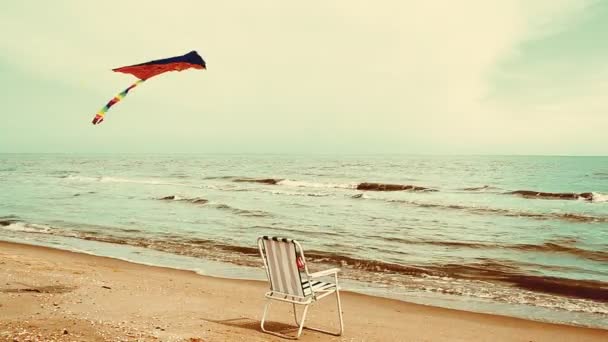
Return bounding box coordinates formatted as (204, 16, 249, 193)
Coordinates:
(0, 241, 605, 341)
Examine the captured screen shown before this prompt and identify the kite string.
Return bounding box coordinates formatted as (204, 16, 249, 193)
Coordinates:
(92, 79, 146, 125)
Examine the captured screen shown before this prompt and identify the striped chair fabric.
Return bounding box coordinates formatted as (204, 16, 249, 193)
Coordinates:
(260, 236, 305, 297)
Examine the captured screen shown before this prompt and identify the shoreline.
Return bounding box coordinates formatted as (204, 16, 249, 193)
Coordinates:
(2, 231, 606, 330)
(1, 240, 607, 341)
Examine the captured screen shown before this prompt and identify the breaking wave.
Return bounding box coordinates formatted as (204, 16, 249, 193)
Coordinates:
(460, 185, 503, 192)
(158, 195, 209, 205)
(0, 220, 53, 234)
(372, 237, 608, 263)
(386, 199, 608, 223)
(64, 174, 607, 205)
(234, 178, 283, 185)
(356, 182, 436, 192)
(508, 190, 595, 201)
(278, 179, 357, 189)
(212, 203, 272, 218)
(64, 175, 192, 188)
(227, 177, 606, 204)
(590, 192, 608, 203)
(233, 178, 356, 189)
(156, 196, 271, 217)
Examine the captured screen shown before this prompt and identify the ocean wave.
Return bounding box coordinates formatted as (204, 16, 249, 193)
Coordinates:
(592, 172, 608, 179)
(357, 182, 436, 192)
(386, 199, 608, 223)
(460, 185, 503, 192)
(99, 176, 179, 186)
(62, 174, 608, 205)
(65, 175, 190, 188)
(278, 179, 357, 189)
(233, 178, 357, 189)
(203, 176, 239, 180)
(590, 192, 608, 203)
(232, 177, 441, 192)
(64, 175, 100, 182)
(291, 249, 608, 303)
(156, 195, 271, 217)
(503, 275, 608, 302)
(212, 203, 272, 217)
(52, 171, 80, 177)
(233, 178, 283, 185)
(516, 242, 608, 263)
(158, 195, 209, 205)
(170, 173, 190, 179)
(0, 216, 20, 227)
(258, 189, 330, 197)
(1, 221, 53, 234)
(508, 190, 598, 202)
(372, 237, 608, 263)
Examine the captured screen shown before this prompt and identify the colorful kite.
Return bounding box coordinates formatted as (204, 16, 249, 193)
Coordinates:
(92, 51, 206, 125)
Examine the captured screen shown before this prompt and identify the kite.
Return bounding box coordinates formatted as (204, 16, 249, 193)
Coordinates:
(92, 51, 206, 125)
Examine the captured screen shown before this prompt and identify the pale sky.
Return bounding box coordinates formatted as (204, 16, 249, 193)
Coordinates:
(1, 1, 606, 154)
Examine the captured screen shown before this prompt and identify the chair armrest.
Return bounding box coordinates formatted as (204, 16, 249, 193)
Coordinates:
(309, 268, 341, 278)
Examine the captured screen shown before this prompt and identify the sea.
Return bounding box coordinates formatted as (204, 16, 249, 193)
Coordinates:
(0, 154, 606, 328)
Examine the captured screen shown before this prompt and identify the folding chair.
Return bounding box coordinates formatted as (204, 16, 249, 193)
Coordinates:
(257, 236, 344, 339)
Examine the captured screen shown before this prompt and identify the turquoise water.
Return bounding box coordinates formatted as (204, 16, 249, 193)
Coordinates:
(0, 154, 606, 327)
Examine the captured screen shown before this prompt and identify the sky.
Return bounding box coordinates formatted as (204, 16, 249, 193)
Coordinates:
(1, 1, 606, 155)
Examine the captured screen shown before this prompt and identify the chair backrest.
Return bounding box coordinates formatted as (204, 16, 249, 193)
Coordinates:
(258, 236, 309, 298)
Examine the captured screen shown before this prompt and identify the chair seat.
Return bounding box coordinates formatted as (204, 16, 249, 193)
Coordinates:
(302, 280, 336, 296)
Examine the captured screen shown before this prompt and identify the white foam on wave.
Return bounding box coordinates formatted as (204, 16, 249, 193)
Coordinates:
(259, 189, 330, 197)
(590, 192, 608, 203)
(2, 222, 53, 234)
(277, 179, 357, 189)
(409, 275, 608, 316)
(100, 176, 170, 186)
(199, 184, 222, 190)
(65, 174, 191, 188)
(65, 175, 100, 182)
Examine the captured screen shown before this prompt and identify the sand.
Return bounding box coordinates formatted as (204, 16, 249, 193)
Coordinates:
(0, 241, 606, 341)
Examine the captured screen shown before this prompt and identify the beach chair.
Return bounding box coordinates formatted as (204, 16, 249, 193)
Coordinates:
(257, 236, 344, 339)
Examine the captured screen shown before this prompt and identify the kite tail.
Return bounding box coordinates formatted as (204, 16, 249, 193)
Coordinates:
(92, 79, 145, 125)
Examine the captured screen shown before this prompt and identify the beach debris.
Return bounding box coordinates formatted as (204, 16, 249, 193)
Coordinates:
(1, 285, 74, 294)
(101, 285, 111, 289)
(92, 51, 206, 125)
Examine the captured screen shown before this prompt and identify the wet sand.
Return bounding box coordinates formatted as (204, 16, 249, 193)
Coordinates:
(0, 241, 606, 341)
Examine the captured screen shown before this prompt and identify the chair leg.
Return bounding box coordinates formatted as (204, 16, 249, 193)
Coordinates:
(296, 304, 309, 338)
(260, 299, 272, 333)
(303, 284, 344, 336)
(335, 287, 344, 335)
(260, 299, 310, 340)
(293, 303, 300, 326)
